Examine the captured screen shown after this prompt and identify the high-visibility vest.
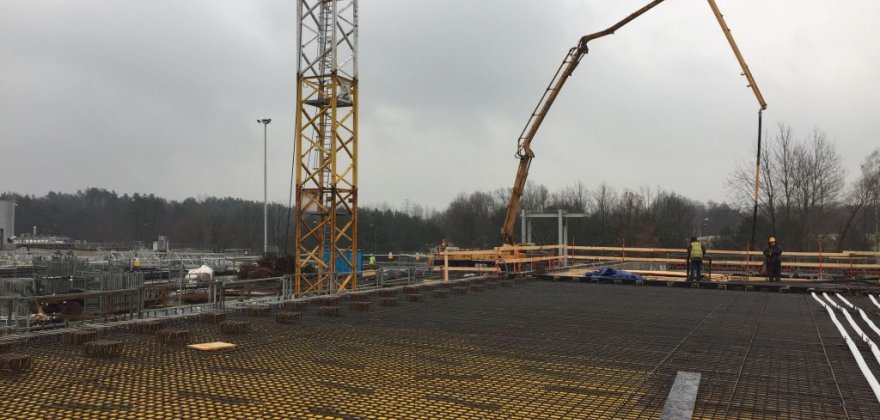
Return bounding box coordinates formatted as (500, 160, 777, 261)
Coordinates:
(690, 242, 703, 259)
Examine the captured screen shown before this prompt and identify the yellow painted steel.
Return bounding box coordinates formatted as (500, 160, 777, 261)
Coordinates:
(501, 1, 767, 248)
(436, 245, 880, 273)
(706, 0, 767, 111)
(295, 73, 359, 295)
(500, 0, 667, 245)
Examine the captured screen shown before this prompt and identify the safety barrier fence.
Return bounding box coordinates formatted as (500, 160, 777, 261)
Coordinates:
(437, 245, 880, 279)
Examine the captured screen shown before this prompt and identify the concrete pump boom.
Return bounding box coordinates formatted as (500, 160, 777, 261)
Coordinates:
(705, 0, 768, 255)
(500, 0, 667, 245)
(500, 0, 767, 246)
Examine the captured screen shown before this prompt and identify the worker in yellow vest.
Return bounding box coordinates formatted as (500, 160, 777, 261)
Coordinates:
(687, 237, 705, 281)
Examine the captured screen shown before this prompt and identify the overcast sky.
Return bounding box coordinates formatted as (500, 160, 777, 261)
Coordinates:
(2, 0, 878, 210)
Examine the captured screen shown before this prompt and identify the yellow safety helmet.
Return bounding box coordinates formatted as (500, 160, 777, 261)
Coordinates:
(768, 236, 776, 243)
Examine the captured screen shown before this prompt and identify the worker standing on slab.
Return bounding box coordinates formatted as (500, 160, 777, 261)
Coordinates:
(763, 237, 783, 282)
(687, 237, 705, 281)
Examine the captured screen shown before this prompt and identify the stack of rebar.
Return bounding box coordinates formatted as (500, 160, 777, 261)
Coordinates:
(241, 305, 273, 317)
(403, 286, 423, 302)
(379, 289, 400, 307)
(198, 311, 227, 324)
(275, 311, 302, 324)
(220, 320, 251, 335)
(82, 340, 123, 358)
(347, 292, 373, 311)
(155, 328, 191, 345)
(282, 300, 310, 313)
(0, 353, 31, 373)
(316, 296, 342, 317)
(131, 319, 169, 334)
(0, 341, 17, 354)
(62, 330, 98, 345)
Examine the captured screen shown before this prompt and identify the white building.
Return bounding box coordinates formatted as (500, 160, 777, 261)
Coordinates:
(0, 200, 14, 251)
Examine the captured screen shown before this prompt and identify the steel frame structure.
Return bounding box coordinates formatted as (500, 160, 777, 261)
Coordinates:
(294, 0, 359, 295)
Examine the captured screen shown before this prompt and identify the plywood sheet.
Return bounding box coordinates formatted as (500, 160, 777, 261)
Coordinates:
(187, 341, 237, 351)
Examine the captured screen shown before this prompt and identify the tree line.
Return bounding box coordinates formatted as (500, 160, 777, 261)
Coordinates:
(4, 124, 878, 253)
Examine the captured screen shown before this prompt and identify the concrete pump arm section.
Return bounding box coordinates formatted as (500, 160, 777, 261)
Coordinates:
(500, 0, 767, 245)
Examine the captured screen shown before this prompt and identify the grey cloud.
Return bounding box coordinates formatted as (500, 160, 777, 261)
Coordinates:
(2, 0, 878, 211)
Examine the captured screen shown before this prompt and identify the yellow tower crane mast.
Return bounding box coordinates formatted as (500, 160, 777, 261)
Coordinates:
(500, 0, 767, 246)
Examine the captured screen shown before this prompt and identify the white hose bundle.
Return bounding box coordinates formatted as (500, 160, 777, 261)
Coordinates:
(834, 293, 880, 340)
(812, 292, 880, 404)
(829, 294, 880, 367)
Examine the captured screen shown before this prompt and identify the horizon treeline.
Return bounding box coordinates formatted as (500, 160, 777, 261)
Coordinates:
(3, 125, 878, 253)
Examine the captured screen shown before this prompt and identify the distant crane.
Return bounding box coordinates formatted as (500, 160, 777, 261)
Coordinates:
(499, 0, 767, 247)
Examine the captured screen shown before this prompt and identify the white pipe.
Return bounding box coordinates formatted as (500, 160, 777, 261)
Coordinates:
(860, 308, 880, 340)
(835, 293, 880, 341)
(839, 308, 880, 371)
(835, 293, 855, 309)
(870, 295, 880, 311)
(841, 309, 871, 348)
(812, 292, 880, 404)
(822, 292, 841, 310)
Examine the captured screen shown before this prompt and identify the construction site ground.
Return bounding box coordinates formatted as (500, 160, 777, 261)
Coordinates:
(2, 279, 880, 419)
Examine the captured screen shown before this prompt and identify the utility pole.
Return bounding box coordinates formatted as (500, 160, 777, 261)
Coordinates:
(258, 118, 272, 254)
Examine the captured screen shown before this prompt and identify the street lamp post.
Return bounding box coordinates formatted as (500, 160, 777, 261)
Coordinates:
(257, 118, 272, 254)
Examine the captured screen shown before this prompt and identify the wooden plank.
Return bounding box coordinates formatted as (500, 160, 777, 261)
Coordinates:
(567, 245, 862, 259)
(187, 342, 237, 351)
(626, 270, 729, 281)
(567, 255, 880, 269)
(443, 245, 878, 259)
(441, 267, 499, 272)
(501, 255, 563, 264)
(844, 250, 880, 257)
(497, 245, 562, 252)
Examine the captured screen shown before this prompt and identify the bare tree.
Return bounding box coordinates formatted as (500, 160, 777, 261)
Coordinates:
(590, 183, 618, 242)
(650, 190, 700, 247)
(615, 189, 654, 246)
(520, 182, 550, 212)
(839, 149, 880, 248)
(727, 124, 846, 250)
(550, 181, 590, 212)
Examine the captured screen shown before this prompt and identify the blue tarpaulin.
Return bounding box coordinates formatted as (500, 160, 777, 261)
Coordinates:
(584, 268, 644, 281)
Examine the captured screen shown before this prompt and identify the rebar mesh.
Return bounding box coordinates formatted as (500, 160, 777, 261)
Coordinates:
(0, 280, 878, 419)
